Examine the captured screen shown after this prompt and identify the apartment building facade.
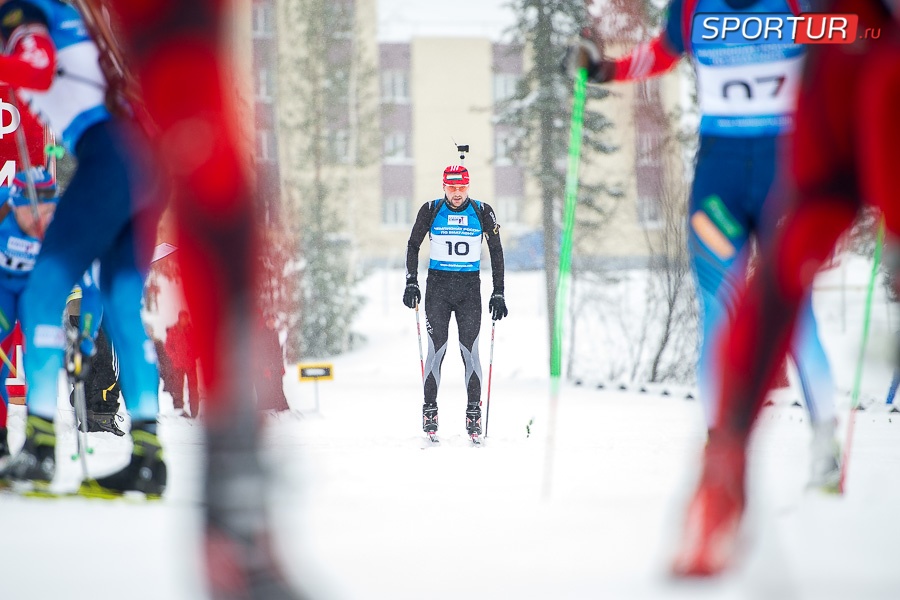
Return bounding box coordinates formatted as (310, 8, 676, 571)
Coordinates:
(252, 0, 281, 223)
(252, 1, 685, 268)
(378, 38, 528, 266)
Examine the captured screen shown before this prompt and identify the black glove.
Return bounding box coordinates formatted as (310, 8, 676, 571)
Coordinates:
(488, 291, 508, 321)
(561, 31, 614, 84)
(403, 281, 421, 309)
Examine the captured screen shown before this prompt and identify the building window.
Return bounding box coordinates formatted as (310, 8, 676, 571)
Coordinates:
(495, 129, 518, 166)
(252, 4, 274, 39)
(329, 129, 350, 164)
(637, 78, 662, 104)
(382, 70, 409, 103)
(256, 67, 273, 101)
(257, 129, 277, 163)
(636, 166, 663, 227)
(493, 73, 519, 103)
(636, 132, 660, 167)
(383, 131, 409, 162)
(635, 129, 664, 227)
(637, 196, 663, 227)
(327, 1, 354, 39)
(383, 196, 410, 225)
(494, 196, 521, 225)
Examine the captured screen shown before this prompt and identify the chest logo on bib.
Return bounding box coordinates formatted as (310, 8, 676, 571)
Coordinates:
(7, 237, 38, 254)
(448, 215, 468, 227)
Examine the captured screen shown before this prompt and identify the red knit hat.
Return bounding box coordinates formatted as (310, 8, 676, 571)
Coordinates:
(442, 165, 469, 186)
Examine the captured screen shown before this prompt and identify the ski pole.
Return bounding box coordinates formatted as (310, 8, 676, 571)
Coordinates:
(0, 344, 16, 376)
(71, 379, 91, 480)
(7, 93, 44, 240)
(840, 221, 884, 493)
(484, 319, 496, 437)
(65, 335, 92, 481)
(543, 65, 588, 500)
(415, 301, 425, 385)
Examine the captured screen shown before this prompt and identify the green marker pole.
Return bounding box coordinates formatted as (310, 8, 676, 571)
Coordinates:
(542, 67, 587, 499)
(840, 221, 884, 493)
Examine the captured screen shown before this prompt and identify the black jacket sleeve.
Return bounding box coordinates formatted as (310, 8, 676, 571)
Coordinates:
(405, 201, 433, 282)
(479, 202, 505, 293)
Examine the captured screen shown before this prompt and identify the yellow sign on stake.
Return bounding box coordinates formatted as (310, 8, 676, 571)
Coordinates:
(297, 363, 333, 413)
(298, 363, 334, 381)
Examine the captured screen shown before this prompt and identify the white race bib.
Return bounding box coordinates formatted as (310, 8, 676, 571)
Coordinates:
(430, 234, 480, 266)
(696, 53, 803, 117)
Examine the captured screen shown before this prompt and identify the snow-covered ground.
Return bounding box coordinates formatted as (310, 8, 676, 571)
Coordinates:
(1, 261, 899, 600)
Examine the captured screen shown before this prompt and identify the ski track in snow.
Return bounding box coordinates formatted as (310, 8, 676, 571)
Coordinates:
(1, 266, 899, 600)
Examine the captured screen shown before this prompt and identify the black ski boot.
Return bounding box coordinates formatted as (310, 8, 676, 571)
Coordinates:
(466, 405, 483, 443)
(466, 406, 482, 436)
(81, 396, 125, 437)
(423, 403, 438, 434)
(84, 409, 126, 437)
(0, 416, 56, 488)
(82, 426, 167, 498)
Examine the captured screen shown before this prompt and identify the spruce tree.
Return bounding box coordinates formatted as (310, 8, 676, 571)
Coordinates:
(499, 0, 620, 350)
(278, 0, 375, 359)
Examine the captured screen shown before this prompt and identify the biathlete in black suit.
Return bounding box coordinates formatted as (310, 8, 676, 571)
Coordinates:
(403, 165, 508, 439)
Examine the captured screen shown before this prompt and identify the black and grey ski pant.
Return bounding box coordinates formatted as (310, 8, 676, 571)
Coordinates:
(423, 271, 482, 409)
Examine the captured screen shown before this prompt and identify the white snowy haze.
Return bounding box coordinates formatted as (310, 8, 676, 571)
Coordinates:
(1, 259, 899, 599)
(0, 3, 897, 598)
(378, 0, 519, 41)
